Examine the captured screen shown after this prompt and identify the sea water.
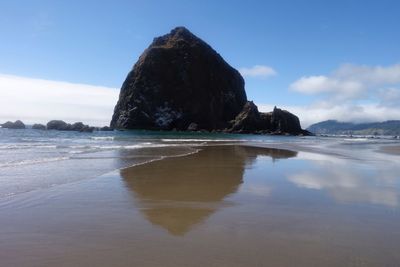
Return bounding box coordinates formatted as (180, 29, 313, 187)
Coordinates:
(0, 127, 398, 199)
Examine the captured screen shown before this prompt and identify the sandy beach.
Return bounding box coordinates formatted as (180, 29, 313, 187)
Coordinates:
(379, 144, 400, 155)
(1, 144, 400, 267)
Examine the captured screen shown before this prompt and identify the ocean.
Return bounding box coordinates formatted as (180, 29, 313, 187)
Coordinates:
(0, 128, 398, 199)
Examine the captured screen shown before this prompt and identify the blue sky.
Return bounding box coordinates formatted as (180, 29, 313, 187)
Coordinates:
(1, 0, 400, 126)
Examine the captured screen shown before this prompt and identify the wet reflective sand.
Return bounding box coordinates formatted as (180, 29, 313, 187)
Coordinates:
(1, 145, 400, 266)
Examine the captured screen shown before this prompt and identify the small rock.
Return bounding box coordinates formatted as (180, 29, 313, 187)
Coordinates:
(187, 123, 198, 131)
(47, 120, 70, 131)
(80, 126, 95, 133)
(71, 122, 86, 131)
(32, 124, 46, 130)
(1, 120, 25, 129)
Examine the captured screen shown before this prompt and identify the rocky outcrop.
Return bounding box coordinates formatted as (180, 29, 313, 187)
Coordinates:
(111, 26, 246, 131)
(266, 106, 305, 135)
(32, 123, 46, 130)
(1, 120, 25, 129)
(111, 27, 309, 135)
(228, 102, 310, 135)
(46, 120, 95, 132)
(47, 120, 70, 131)
(229, 101, 264, 133)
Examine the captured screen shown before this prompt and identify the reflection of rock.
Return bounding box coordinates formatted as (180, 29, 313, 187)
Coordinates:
(236, 145, 298, 162)
(288, 164, 399, 207)
(121, 145, 297, 235)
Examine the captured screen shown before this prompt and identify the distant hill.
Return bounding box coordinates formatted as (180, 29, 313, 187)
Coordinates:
(307, 120, 400, 135)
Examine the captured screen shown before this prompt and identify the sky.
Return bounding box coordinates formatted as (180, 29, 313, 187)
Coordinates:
(1, 0, 400, 127)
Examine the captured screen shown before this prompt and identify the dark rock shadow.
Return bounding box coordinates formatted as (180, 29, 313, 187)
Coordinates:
(120, 145, 297, 236)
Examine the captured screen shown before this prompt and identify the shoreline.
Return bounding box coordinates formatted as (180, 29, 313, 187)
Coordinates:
(2, 139, 399, 201)
(378, 145, 400, 155)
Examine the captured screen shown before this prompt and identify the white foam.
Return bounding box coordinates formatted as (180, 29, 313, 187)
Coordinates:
(0, 144, 57, 150)
(0, 157, 69, 168)
(90, 136, 114, 141)
(343, 138, 369, 142)
(161, 138, 246, 142)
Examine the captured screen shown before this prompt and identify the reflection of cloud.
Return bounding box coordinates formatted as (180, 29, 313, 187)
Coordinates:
(288, 165, 399, 207)
(240, 185, 271, 196)
(289, 172, 357, 190)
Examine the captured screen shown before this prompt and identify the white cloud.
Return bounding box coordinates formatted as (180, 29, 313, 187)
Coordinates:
(239, 65, 277, 78)
(281, 63, 400, 126)
(379, 87, 400, 107)
(0, 74, 119, 126)
(290, 75, 363, 98)
(290, 63, 400, 102)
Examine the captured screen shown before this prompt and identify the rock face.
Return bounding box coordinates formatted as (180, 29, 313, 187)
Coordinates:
(46, 120, 95, 132)
(111, 27, 309, 135)
(111, 27, 246, 131)
(229, 101, 264, 133)
(267, 106, 304, 134)
(32, 123, 46, 130)
(1, 120, 25, 129)
(47, 120, 70, 131)
(229, 102, 309, 135)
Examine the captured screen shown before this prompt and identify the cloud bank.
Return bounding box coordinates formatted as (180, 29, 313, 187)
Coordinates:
(276, 63, 400, 127)
(0, 74, 119, 126)
(290, 63, 400, 102)
(239, 65, 277, 78)
(258, 103, 400, 128)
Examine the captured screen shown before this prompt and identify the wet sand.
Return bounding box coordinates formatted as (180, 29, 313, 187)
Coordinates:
(379, 144, 400, 155)
(1, 145, 400, 266)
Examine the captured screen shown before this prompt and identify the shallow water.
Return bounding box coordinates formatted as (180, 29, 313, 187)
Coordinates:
(1, 128, 398, 198)
(1, 144, 399, 266)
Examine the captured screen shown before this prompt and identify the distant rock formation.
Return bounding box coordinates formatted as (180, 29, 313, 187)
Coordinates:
(46, 120, 95, 132)
(1, 119, 111, 132)
(47, 120, 70, 131)
(229, 102, 309, 135)
(307, 120, 400, 136)
(32, 123, 46, 130)
(111, 27, 309, 135)
(1, 120, 25, 129)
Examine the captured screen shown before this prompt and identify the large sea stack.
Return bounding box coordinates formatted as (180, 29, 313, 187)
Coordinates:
(111, 27, 246, 131)
(111, 27, 309, 135)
